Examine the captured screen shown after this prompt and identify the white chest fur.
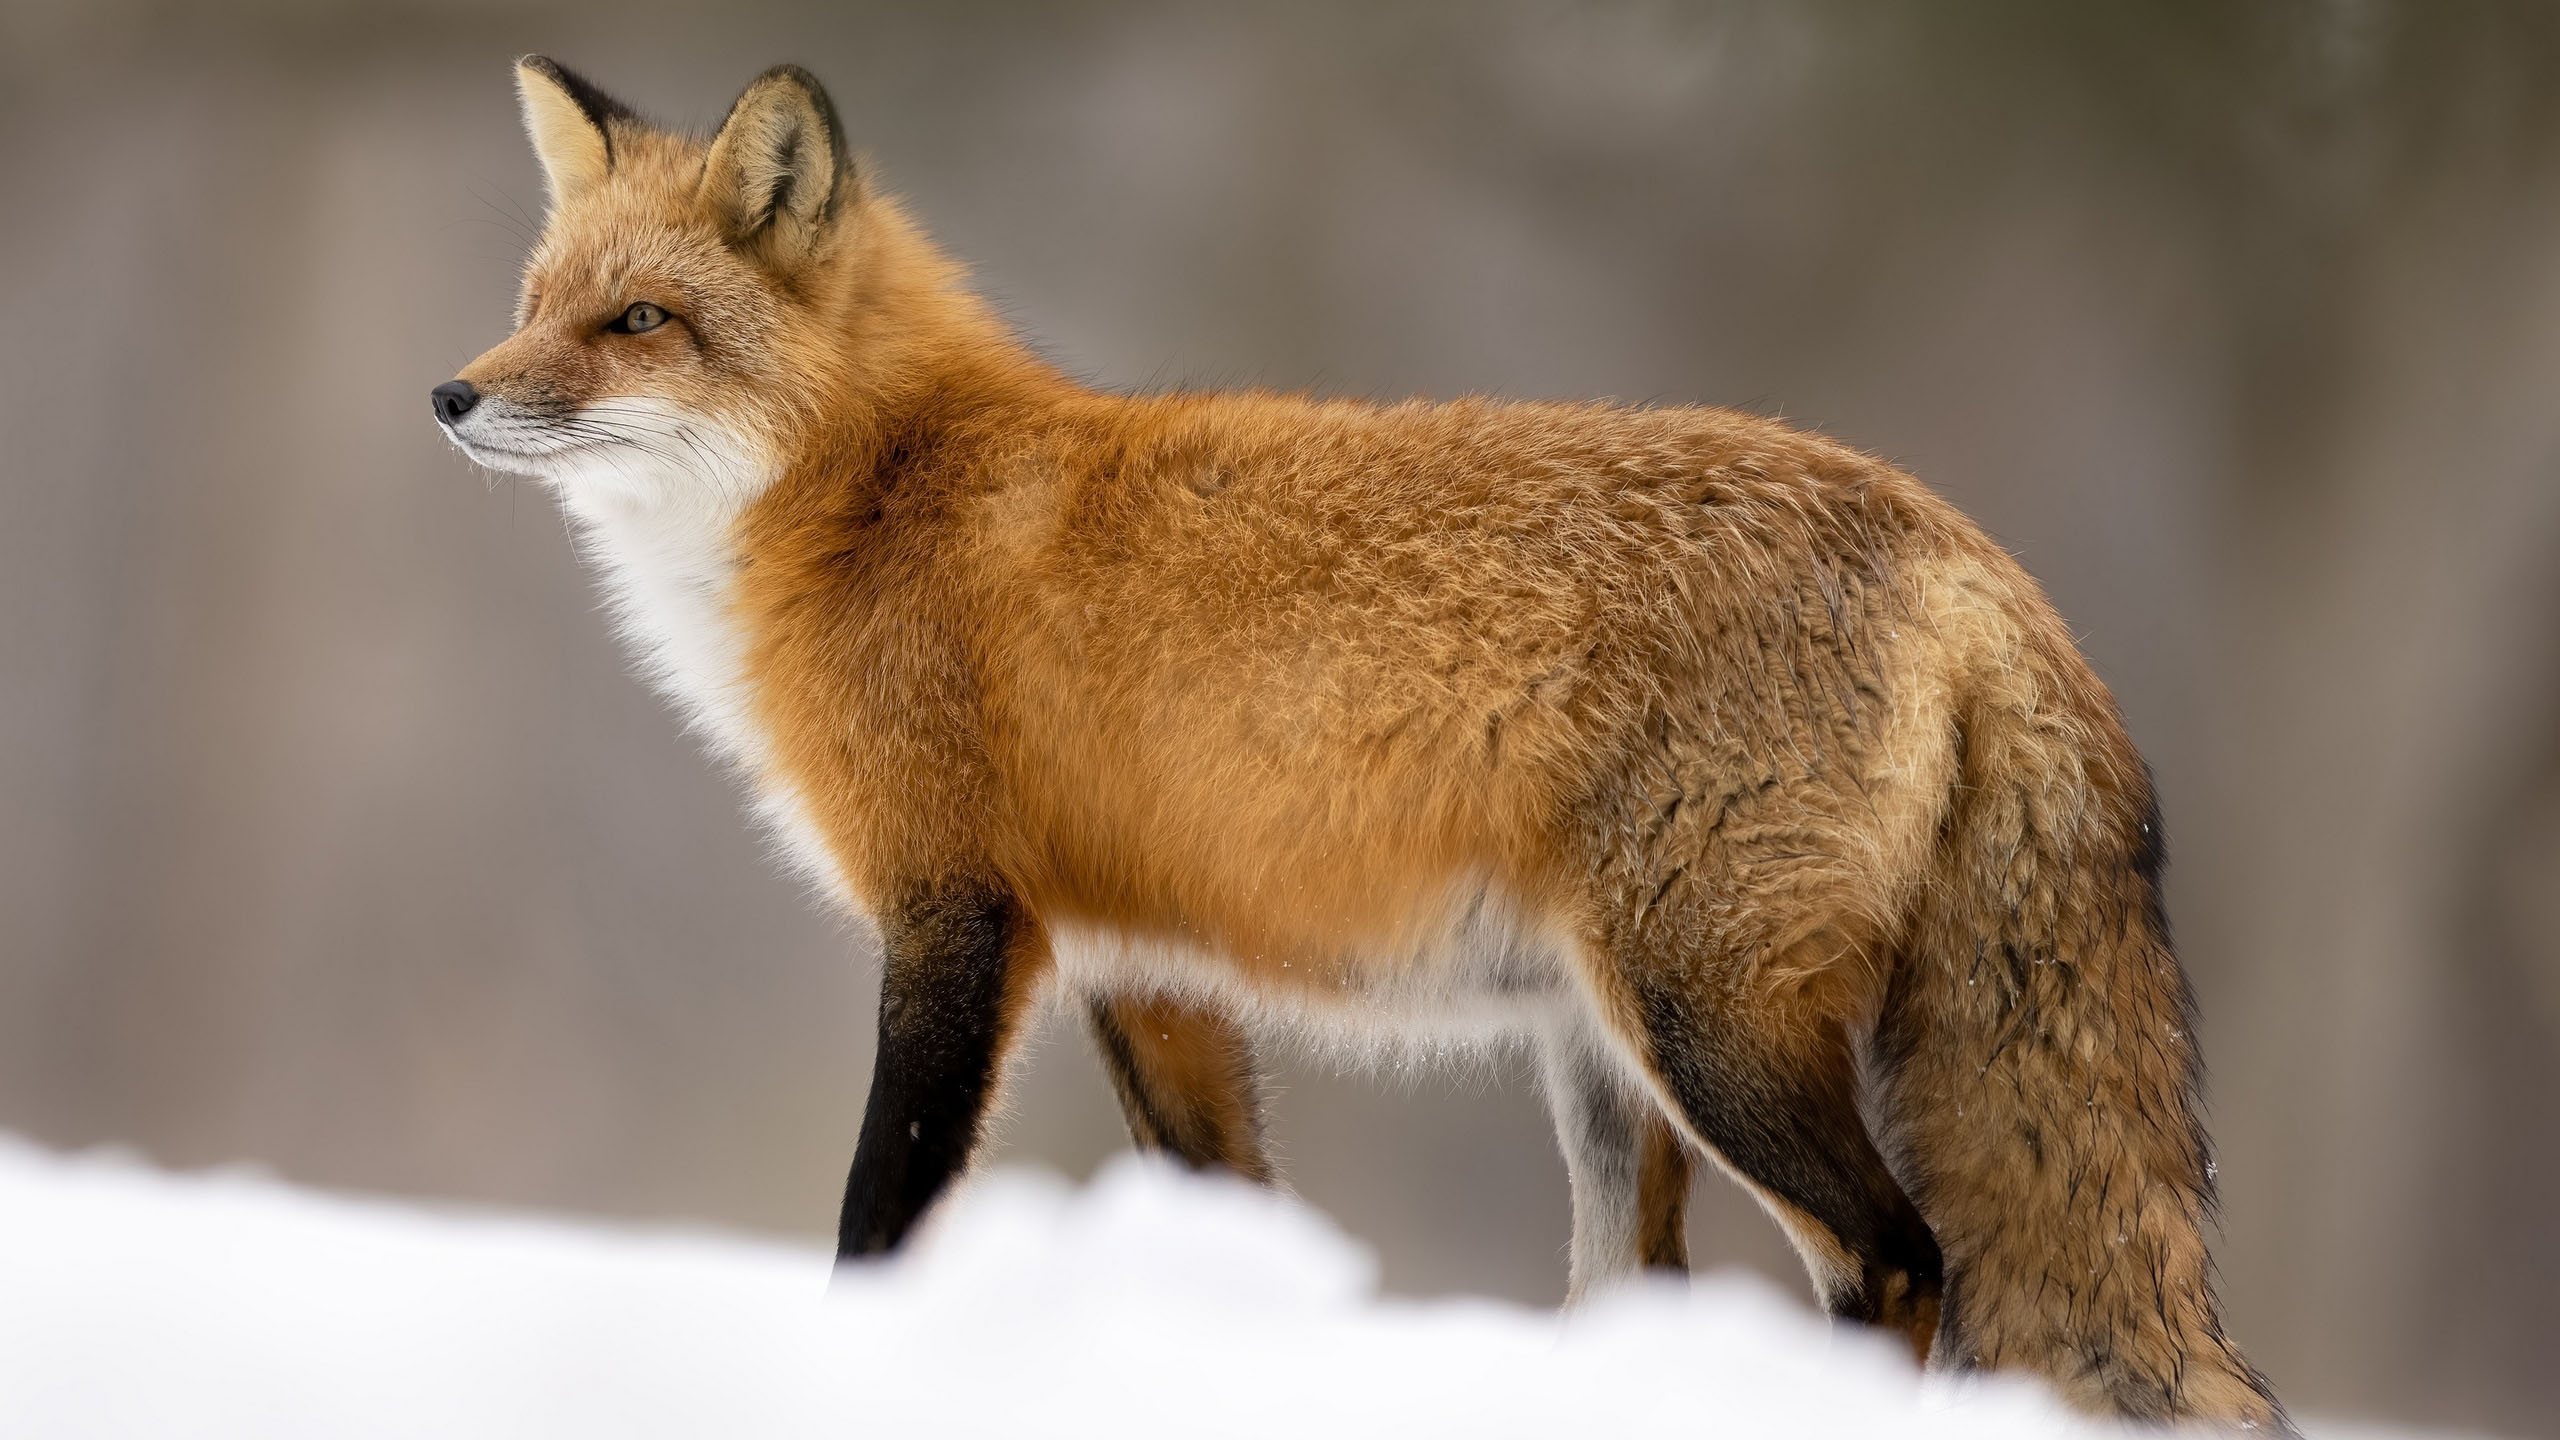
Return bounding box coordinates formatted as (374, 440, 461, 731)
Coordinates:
(547, 405, 848, 901)
(559, 486, 761, 763)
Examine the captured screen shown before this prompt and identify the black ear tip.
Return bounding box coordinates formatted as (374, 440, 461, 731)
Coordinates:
(754, 63, 828, 94)
(749, 63, 848, 166)
(518, 55, 641, 127)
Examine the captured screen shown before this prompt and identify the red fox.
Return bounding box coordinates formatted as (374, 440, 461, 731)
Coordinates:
(436, 58, 2287, 1429)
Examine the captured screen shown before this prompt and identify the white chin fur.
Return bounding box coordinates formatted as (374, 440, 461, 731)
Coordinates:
(436, 399, 585, 478)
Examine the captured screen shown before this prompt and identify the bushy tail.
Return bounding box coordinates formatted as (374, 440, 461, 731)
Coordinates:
(1874, 642, 2289, 1430)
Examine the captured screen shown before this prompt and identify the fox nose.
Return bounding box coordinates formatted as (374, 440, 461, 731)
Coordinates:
(431, 379, 480, 425)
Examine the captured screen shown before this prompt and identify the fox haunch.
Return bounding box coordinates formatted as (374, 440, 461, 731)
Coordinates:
(436, 57, 2287, 1431)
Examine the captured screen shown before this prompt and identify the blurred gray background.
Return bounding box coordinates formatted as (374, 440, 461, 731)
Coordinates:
(3, 1, 2557, 1433)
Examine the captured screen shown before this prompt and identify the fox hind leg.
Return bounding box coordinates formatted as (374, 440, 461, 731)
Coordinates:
(1636, 1106, 1692, 1272)
(1606, 960, 1945, 1363)
(1539, 1026, 1692, 1300)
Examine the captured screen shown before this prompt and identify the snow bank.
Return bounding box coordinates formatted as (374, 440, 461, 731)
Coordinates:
(0, 1136, 2388, 1438)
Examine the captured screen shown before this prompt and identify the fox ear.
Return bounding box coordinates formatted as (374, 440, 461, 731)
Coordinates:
(516, 56, 635, 207)
(701, 65, 849, 259)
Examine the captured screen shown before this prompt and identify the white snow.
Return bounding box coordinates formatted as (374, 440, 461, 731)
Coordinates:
(0, 1136, 2426, 1438)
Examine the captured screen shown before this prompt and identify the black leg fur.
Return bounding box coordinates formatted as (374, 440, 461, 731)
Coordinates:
(836, 886, 1021, 1262)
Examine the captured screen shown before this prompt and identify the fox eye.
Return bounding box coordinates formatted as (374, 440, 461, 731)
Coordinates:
(607, 301, 670, 335)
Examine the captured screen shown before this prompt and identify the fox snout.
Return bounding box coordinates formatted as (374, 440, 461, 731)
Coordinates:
(430, 380, 479, 426)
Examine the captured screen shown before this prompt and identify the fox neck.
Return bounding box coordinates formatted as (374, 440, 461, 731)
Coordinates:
(788, 202, 1075, 512)
(553, 409, 772, 767)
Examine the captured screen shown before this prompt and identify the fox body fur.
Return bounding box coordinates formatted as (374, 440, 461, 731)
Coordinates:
(437, 58, 2287, 1429)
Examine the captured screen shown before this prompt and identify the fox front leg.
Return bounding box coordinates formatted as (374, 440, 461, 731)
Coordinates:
(835, 885, 1045, 1262)
(1086, 992, 1273, 1183)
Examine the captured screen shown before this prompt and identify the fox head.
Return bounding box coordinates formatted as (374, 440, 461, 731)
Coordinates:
(434, 58, 886, 516)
